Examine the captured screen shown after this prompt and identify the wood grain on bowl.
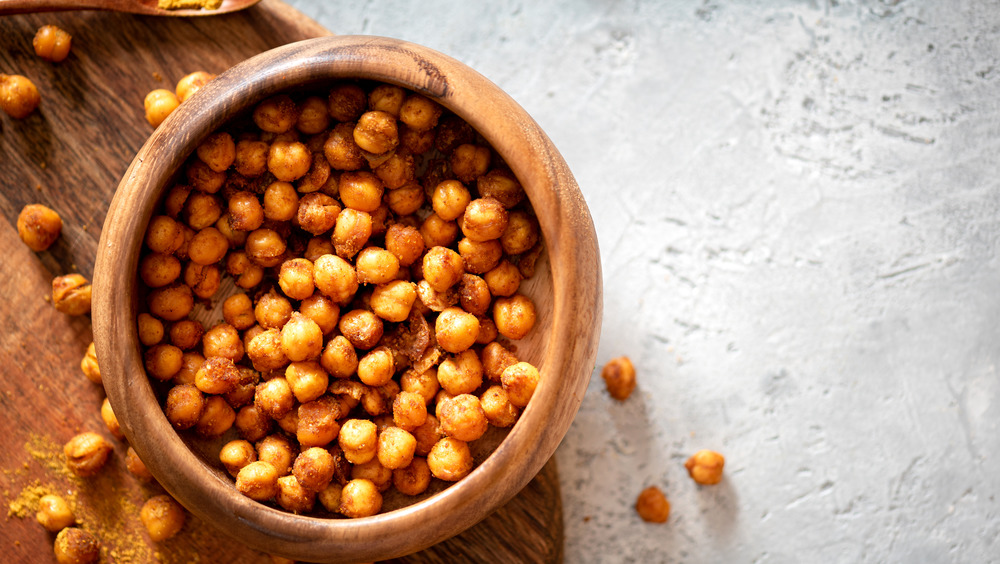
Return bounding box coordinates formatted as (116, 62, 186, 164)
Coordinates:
(1, 3, 580, 563)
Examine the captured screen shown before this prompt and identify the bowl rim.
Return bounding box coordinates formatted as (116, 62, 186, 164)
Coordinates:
(94, 35, 601, 562)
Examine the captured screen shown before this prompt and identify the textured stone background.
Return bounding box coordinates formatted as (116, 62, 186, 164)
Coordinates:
(288, 1, 999, 561)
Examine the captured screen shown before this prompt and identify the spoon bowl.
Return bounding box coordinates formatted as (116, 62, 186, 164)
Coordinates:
(0, 0, 260, 16)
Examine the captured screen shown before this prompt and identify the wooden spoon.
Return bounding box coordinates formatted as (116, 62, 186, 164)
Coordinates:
(0, 0, 260, 16)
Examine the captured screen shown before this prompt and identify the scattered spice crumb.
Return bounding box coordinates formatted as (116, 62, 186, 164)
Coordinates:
(152, 71, 163, 82)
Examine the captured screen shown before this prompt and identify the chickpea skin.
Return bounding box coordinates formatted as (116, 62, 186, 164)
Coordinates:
(236, 461, 280, 501)
(64, 432, 112, 477)
(144, 88, 179, 127)
(140, 495, 186, 542)
(52, 274, 92, 316)
(684, 450, 726, 485)
(17, 204, 62, 251)
(36, 494, 75, 532)
(635, 486, 670, 523)
(339, 478, 383, 518)
(435, 307, 480, 354)
(493, 294, 537, 340)
(33, 25, 72, 62)
(602, 356, 637, 401)
(427, 437, 473, 481)
(501, 362, 540, 408)
(53, 527, 100, 564)
(80, 342, 101, 384)
(0, 74, 41, 119)
(220, 439, 257, 477)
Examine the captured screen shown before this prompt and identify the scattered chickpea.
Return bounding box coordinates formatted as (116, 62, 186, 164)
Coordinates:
(17, 204, 62, 251)
(126, 447, 154, 482)
(100, 397, 123, 440)
(601, 356, 637, 401)
(53, 527, 100, 564)
(33, 25, 72, 62)
(144, 88, 179, 127)
(635, 486, 670, 523)
(0, 74, 41, 119)
(52, 274, 92, 315)
(80, 342, 101, 384)
(140, 495, 186, 542)
(176, 70, 215, 102)
(36, 494, 75, 532)
(684, 450, 725, 485)
(63, 432, 112, 477)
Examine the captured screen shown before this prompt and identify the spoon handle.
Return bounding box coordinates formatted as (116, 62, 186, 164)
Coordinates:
(0, 0, 151, 15)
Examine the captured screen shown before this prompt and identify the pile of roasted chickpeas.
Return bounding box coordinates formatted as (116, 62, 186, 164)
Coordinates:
(136, 80, 545, 518)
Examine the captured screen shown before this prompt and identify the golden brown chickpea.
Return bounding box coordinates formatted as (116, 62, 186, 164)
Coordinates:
(80, 342, 102, 384)
(235, 138, 270, 177)
(225, 251, 264, 290)
(353, 110, 398, 154)
(254, 94, 298, 133)
(601, 356, 637, 401)
(144, 88, 179, 127)
(224, 366, 261, 409)
(458, 238, 503, 275)
(253, 289, 292, 330)
(313, 253, 360, 305)
(174, 351, 205, 385)
(194, 355, 239, 394)
(100, 397, 123, 440)
(450, 143, 491, 183)
(137, 313, 165, 347)
(140, 494, 186, 542)
(235, 404, 273, 442)
(147, 283, 193, 321)
(64, 432, 112, 477)
(376, 426, 416, 470)
(393, 457, 432, 496)
(438, 394, 488, 442)
(297, 395, 341, 448)
(294, 192, 340, 235)
(684, 450, 725, 485)
(164, 185, 191, 218)
(427, 437, 472, 482)
(33, 25, 72, 62)
(51, 274, 92, 316)
(356, 346, 394, 387)
(338, 419, 378, 464)
(219, 293, 253, 331)
(216, 213, 249, 249)
(295, 96, 330, 135)
(268, 140, 312, 182)
(195, 132, 236, 173)
(1, 74, 40, 119)
(304, 236, 335, 263)
(481, 341, 518, 382)
(354, 247, 400, 285)
(53, 527, 99, 564)
(433, 113, 474, 154)
(244, 228, 287, 268)
(255, 377, 295, 420)
(202, 322, 244, 362)
(187, 227, 229, 266)
(168, 319, 203, 351)
(257, 434, 297, 476)
(320, 335, 358, 379)
(384, 224, 425, 268)
(165, 384, 204, 430)
(635, 486, 670, 523)
(435, 307, 480, 354)
(374, 150, 415, 189)
(500, 210, 539, 255)
(352, 458, 394, 493)
(477, 168, 525, 209)
(237, 460, 280, 501)
(455, 274, 488, 317)
(145, 343, 184, 381)
(398, 93, 442, 131)
(419, 213, 459, 248)
(220, 439, 257, 477)
(339, 478, 382, 518)
(247, 328, 290, 372)
(292, 447, 335, 493)
(368, 84, 405, 115)
(369, 280, 416, 323)
(262, 181, 299, 222)
(274, 258, 314, 301)
(401, 366, 439, 404)
(399, 122, 436, 154)
(223, 191, 263, 232)
(125, 446, 154, 482)
(284, 361, 328, 404)
(338, 171, 385, 213)
(484, 260, 522, 298)
(332, 208, 372, 259)
(186, 158, 226, 194)
(327, 83, 367, 121)
(317, 482, 342, 513)
(391, 390, 428, 431)
(412, 414, 443, 457)
(493, 293, 536, 340)
(280, 312, 324, 362)
(196, 395, 236, 436)
(431, 180, 471, 221)
(422, 246, 464, 293)
(17, 204, 62, 251)
(501, 361, 540, 407)
(139, 253, 181, 288)
(338, 309, 383, 350)
(323, 122, 365, 171)
(438, 350, 484, 396)
(480, 385, 519, 428)
(460, 197, 508, 242)
(145, 215, 184, 254)
(175, 70, 215, 102)
(36, 494, 75, 532)
(385, 182, 426, 216)
(299, 293, 340, 335)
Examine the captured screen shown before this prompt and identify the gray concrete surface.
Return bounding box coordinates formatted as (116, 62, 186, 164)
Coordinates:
(287, 1, 1000, 561)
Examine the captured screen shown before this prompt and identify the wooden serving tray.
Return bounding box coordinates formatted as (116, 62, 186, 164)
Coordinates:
(0, 2, 562, 562)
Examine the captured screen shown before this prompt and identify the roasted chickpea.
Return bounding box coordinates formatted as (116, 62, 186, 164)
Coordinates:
(339, 478, 382, 518)
(255, 377, 295, 420)
(374, 150, 415, 189)
(685, 450, 725, 485)
(139, 253, 181, 288)
(144, 88, 178, 127)
(493, 293, 536, 340)
(223, 191, 263, 231)
(137, 313, 165, 346)
(461, 197, 508, 242)
(292, 447, 335, 493)
(224, 251, 263, 290)
(500, 210, 540, 255)
(165, 384, 204, 430)
(427, 437, 472, 482)
(435, 307, 480, 354)
(501, 362, 540, 407)
(140, 495, 185, 542)
(484, 260, 522, 298)
(196, 395, 236, 436)
(268, 140, 312, 182)
(384, 224, 424, 268)
(400, 366, 439, 404)
(332, 208, 372, 259)
(145, 215, 183, 254)
(320, 335, 358, 379)
(367, 280, 415, 323)
(183, 262, 221, 298)
(247, 328, 290, 372)
(602, 356, 637, 401)
(100, 397, 123, 439)
(374, 426, 416, 470)
(164, 185, 191, 218)
(338, 309, 383, 350)
(283, 361, 328, 404)
(412, 414, 443, 457)
(220, 439, 257, 477)
(397, 93, 441, 131)
(338, 171, 384, 213)
(295, 96, 330, 134)
(338, 419, 378, 464)
(236, 460, 280, 501)
(147, 284, 192, 321)
(389, 390, 426, 432)
(420, 213, 459, 248)
(385, 182, 425, 216)
(323, 122, 365, 171)
(254, 288, 293, 329)
(354, 247, 399, 285)
(187, 158, 226, 194)
(438, 350, 484, 396)
(280, 312, 324, 362)
(235, 138, 270, 177)
(37, 493, 75, 532)
(368, 84, 405, 115)
(53, 527, 99, 564)
(295, 192, 340, 235)
(202, 322, 244, 362)
(431, 180, 471, 221)
(455, 274, 489, 317)
(299, 293, 340, 334)
(438, 394, 488, 442)
(477, 168, 525, 208)
(254, 94, 298, 133)
(275, 475, 314, 513)
(262, 181, 299, 222)
(481, 385, 519, 428)
(481, 341, 518, 382)
(458, 238, 503, 275)
(187, 227, 228, 266)
(304, 237, 334, 263)
(174, 70, 214, 102)
(224, 366, 261, 409)
(219, 292, 253, 330)
(185, 191, 223, 230)
(432, 113, 472, 153)
(635, 486, 670, 523)
(247, 227, 289, 266)
(297, 395, 342, 448)
(327, 83, 367, 121)
(235, 404, 273, 443)
(33, 25, 72, 62)
(313, 253, 360, 305)
(194, 132, 236, 173)
(422, 246, 464, 293)
(145, 343, 184, 381)
(174, 351, 205, 385)
(450, 143, 490, 183)
(125, 447, 154, 482)
(194, 355, 239, 394)
(393, 457, 431, 496)
(357, 346, 394, 387)
(257, 434, 297, 476)
(167, 319, 202, 351)
(64, 432, 112, 477)
(17, 204, 62, 251)
(80, 342, 102, 384)
(51, 274, 92, 316)
(317, 483, 343, 513)
(275, 258, 314, 300)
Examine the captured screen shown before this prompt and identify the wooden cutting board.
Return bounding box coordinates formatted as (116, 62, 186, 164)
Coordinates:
(0, 2, 563, 562)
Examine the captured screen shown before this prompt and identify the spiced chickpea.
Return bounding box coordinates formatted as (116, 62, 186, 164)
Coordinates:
(284, 361, 328, 404)
(434, 390, 456, 421)
(223, 191, 263, 232)
(173, 70, 214, 102)
(193, 132, 235, 174)
(145, 215, 183, 254)
(431, 180, 471, 221)
(435, 307, 480, 354)
(145, 343, 184, 381)
(313, 253, 359, 305)
(374, 150, 415, 189)
(99, 397, 123, 439)
(458, 238, 503, 275)
(275, 476, 314, 513)
(401, 367, 439, 404)
(438, 394, 489, 442)
(268, 140, 312, 182)
(412, 414, 443, 457)
(422, 246, 464, 293)
(187, 227, 228, 266)
(226, 251, 264, 289)
(235, 404, 273, 442)
(139, 253, 181, 288)
(434, 113, 474, 153)
(372, 426, 414, 470)
(399, 123, 435, 155)
(601, 356, 636, 401)
(501, 210, 539, 255)
(390, 390, 427, 432)
(186, 158, 226, 193)
(493, 294, 536, 340)
(37, 494, 75, 532)
(235, 139, 269, 177)
(295, 192, 340, 235)
(398, 93, 442, 131)
(255, 288, 293, 329)
(247, 328, 290, 372)
(144, 88, 179, 127)
(393, 457, 432, 496)
(427, 437, 472, 482)
(80, 342, 101, 384)
(163, 185, 191, 218)
(224, 367, 259, 409)
(256, 434, 297, 476)
(280, 312, 324, 362)
(384, 224, 424, 267)
(481, 341, 518, 382)
(385, 182, 425, 216)
(355, 247, 400, 285)
(1, 73, 40, 118)
(52, 274, 92, 316)
(222, 293, 255, 330)
(438, 350, 484, 396)
(17, 204, 62, 251)
(501, 362, 540, 407)
(53, 527, 100, 564)
(684, 450, 725, 485)
(299, 293, 340, 334)
(484, 260, 522, 298)
(236, 460, 280, 501)
(219, 439, 257, 477)
(338, 309, 383, 350)
(460, 197, 508, 242)
(318, 483, 342, 513)
(255, 377, 295, 420)
(304, 237, 334, 263)
(183, 262, 220, 298)
(368, 84, 405, 115)
(139, 494, 186, 542)
(478, 168, 525, 209)
(202, 323, 244, 362)
(174, 352, 204, 385)
(320, 335, 358, 378)
(292, 447, 335, 493)
(420, 213, 459, 248)
(350, 459, 392, 492)
(338, 171, 385, 213)
(125, 447, 154, 482)
(481, 385, 519, 427)
(323, 122, 365, 171)
(294, 96, 330, 135)
(325, 83, 366, 121)
(137, 313, 164, 347)
(275, 258, 314, 300)
(332, 208, 372, 259)
(194, 355, 239, 394)
(339, 478, 382, 518)
(262, 181, 298, 222)
(338, 419, 378, 464)
(454, 274, 488, 317)
(368, 280, 416, 323)
(253, 94, 298, 133)
(32, 25, 72, 63)
(196, 395, 236, 436)
(297, 396, 341, 448)
(357, 346, 394, 387)
(64, 432, 112, 477)
(635, 486, 670, 523)
(165, 384, 204, 430)
(147, 283, 193, 321)
(450, 144, 490, 183)
(185, 191, 223, 229)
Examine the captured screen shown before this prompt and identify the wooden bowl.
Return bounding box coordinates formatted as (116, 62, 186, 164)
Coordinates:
(93, 35, 601, 563)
